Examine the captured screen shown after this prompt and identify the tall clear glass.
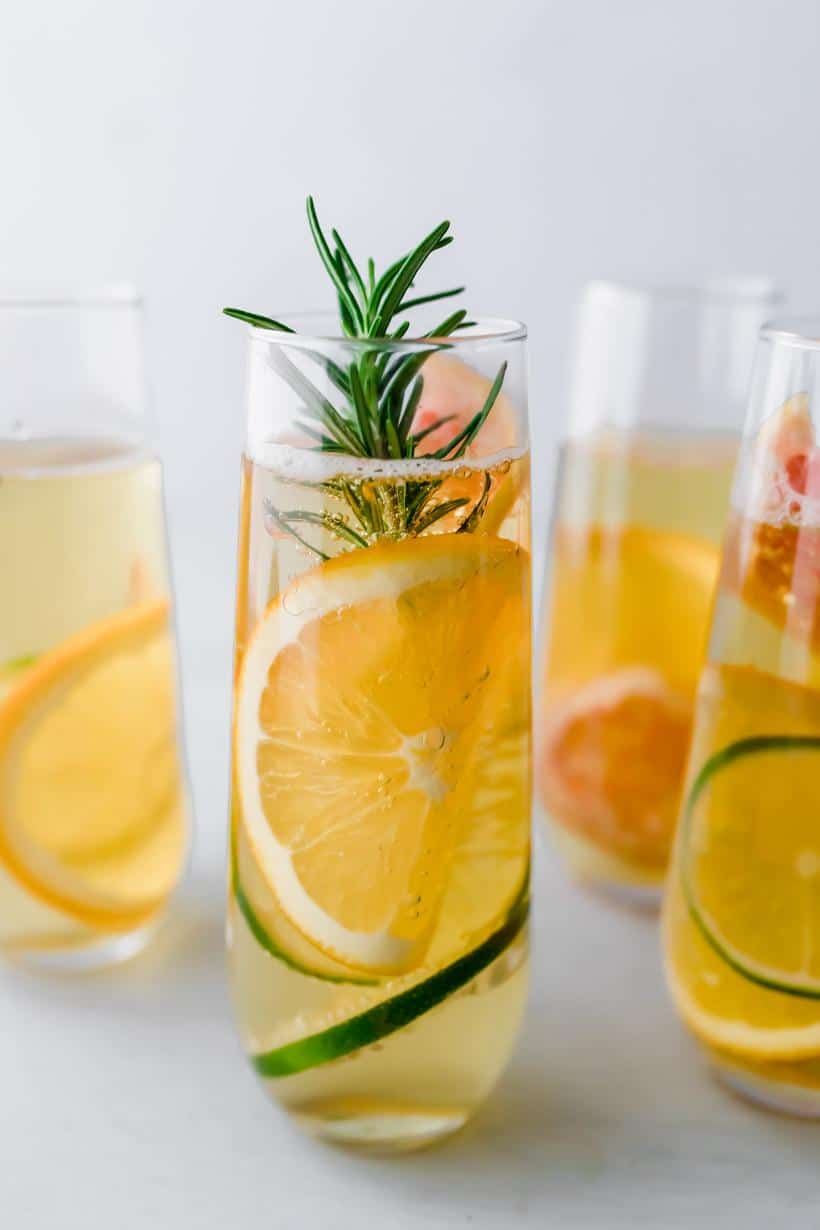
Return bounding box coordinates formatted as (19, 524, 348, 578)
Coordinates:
(538, 278, 782, 907)
(663, 319, 820, 1116)
(0, 290, 189, 968)
(227, 315, 531, 1153)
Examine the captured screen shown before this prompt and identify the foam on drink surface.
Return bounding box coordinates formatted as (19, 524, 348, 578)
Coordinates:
(250, 440, 527, 483)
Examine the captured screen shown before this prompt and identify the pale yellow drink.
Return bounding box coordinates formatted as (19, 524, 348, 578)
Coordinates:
(228, 446, 531, 1151)
(663, 394, 820, 1111)
(538, 430, 736, 899)
(0, 438, 187, 962)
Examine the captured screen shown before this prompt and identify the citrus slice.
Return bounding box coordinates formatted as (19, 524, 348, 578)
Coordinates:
(665, 664, 820, 1060)
(231, 817, 375, 985)
(539, 667, 692, 867)
(681, 733, 820, 998)
(736, 394, 820, 647)
(412, 353, 524, 535)
(233, 724, 529, 1074)
(0, 601, 186, 926)
(234, 716, 529, 977)
(412, 353, 518, 458)
(234, 533, 529, 975)
(251, 887, 528, 1078)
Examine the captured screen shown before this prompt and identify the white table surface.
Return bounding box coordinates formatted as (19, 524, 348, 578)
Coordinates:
(2, 653, 818, 1230)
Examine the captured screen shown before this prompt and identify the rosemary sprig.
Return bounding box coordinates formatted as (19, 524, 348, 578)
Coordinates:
(225, 197, 506, 554)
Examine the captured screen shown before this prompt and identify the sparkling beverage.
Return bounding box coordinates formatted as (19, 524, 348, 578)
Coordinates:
(0, 437, 187, 964)
(228, 439, 531, 1151)
(664, 369, 820, 1114)
(539, 430, 736, 899)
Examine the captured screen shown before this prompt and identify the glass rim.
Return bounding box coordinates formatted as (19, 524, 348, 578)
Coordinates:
(584, 275, 782, 306)
(0, 283, 141, 309)
(760, 316, 820, 352)
(246, 311, 527, 352)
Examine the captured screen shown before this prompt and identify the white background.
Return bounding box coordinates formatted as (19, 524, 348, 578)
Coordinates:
(3, 0, 820, 722)
(2, 3, 820, 1226)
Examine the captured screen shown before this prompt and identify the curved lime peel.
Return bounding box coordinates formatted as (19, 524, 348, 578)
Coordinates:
(681, 733, 820, 1000)
(231, 841, 375, 986)
(2, 655, 37, 672)
(0, 655, 38, 704)
(251, 890, 529, 1078)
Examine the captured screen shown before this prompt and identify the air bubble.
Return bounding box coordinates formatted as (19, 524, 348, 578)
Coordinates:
(425, 727, 446, 751)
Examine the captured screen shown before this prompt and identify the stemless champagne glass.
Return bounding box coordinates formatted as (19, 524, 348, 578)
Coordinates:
(538, 277, 782, 907)
(227, 314, 531, 1153)
(664, 319, 820, 1116)
(0, 290, 189, 968)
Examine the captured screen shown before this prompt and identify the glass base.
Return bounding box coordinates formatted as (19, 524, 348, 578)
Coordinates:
(5, 918, 158, 973)
(581, 875, 662, 913)
(292, 1098, 469, 1154)
(548, 820, 663, 913)
(712, 1057, 820, 1119)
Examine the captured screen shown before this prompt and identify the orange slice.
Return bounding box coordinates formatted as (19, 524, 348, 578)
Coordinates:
(234, 534, 529, 975)
(539, 668, 692, 868)
(0, 601, 186, 927)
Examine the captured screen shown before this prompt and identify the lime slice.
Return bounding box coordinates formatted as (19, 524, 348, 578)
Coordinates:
(681, 733, 820, 998)
(250, 888, 528, 1078)
(231, 827, 374, 986)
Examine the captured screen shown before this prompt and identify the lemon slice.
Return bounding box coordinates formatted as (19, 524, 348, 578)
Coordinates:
(665, 664, 820, 1060)
(0, 601, 186, 926)
(235, 534, 529, 976)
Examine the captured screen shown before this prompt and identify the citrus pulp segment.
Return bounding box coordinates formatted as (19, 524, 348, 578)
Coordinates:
(0, 600, 186, 926)
(235, 533, 529, 976)
(232, 817, 375, 984)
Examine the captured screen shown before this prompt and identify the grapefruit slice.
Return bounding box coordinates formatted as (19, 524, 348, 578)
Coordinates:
(234, 533, 529, 976)
(0, 601, 186, 926)
(413, 353, 518, 457)
(737, 394, 820, 647)
(412, 354, 524, 535)
(539, 668, 692, 868)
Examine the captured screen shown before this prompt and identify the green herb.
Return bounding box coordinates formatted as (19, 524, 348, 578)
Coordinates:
(224, 197, 506, 553)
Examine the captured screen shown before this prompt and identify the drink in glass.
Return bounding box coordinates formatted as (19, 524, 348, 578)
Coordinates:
(0, 292, 189, 967)
(664, 320, 820, 1115)
(226, 203, 531, 1152)
(538, 279, 780, 905)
